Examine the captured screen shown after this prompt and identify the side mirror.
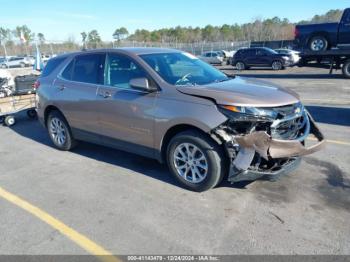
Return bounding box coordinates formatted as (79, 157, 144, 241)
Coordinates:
(129, 78, 157, 92)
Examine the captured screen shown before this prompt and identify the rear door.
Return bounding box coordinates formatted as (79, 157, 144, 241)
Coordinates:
(53, 53, 105, 136)
(245, 49, 258, 66)
(95, 52, 157, 156)
(338, 9, 350, 45)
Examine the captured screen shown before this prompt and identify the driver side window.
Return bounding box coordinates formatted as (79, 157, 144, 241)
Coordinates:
(104, 54, 147, 89)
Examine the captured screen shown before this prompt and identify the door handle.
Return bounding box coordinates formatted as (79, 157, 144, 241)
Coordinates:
(58, 85, 65, 91)
(99, 91, 111, 98)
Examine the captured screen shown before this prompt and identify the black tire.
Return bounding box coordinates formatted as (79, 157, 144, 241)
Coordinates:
(235, 61, 246, 70)
(4, 115, 15, 126)
(167, 130, 227, 192)
(46, 110, 76, 151)
(342, 60, 350, 79)
(27, 109, 37, 119)
(308, 36, 328, 52)
(272, 60, 283, 70)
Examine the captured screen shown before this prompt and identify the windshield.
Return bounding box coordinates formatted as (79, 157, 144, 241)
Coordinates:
(140, 52, 229, 86)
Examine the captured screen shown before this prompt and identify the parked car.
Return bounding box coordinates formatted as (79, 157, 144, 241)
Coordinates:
(275, 49, 301, 65)
(295, 8, 350, 52)
(36, 48, 324, 191)
(199, 51, 224, 65)
(0, 56, 33, 68)
(231, 47, 291, 70)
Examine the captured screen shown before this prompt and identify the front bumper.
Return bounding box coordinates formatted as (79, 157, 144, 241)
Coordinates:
(234, 114, 325, 159)
(223, 113, 325, 183)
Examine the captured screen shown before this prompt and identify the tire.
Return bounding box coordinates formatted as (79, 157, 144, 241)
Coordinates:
(272, 60, 283, 70)
(167, 130, 226, 192)
(235, 61, 246, 70)
(342, 59, 350, 79)
(4, 115, 15, 126)
(1, 64, 7, 69)
(308, 36, 328, 52)
(46, 110, 77, 151)
(27, 109, 37, 119)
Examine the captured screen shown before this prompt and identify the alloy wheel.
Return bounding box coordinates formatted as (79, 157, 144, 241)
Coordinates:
(49, 117, 67, 146)
(173, 143, 208, 184)
(311, 39, 325, 51)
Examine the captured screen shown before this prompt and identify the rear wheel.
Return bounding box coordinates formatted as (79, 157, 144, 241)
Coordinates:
(27, 109, 37, 119)
(342, 59, 350, 79)
(167, 130, 226, 192)
(235, 61, 246, 70)
(47, 110, 76, 151)
(309, 36, 328, 52)
(272, 60, 283, 70)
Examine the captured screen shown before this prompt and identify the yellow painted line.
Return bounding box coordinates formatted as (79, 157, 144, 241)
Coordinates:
(0, 186, 120, 262)
(308, 137, 350, 146)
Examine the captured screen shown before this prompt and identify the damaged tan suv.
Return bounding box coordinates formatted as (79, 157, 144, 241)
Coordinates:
(36, 48, 325, 191)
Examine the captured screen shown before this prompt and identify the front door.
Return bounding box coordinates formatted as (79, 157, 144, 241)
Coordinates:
(96, 52, 157, 157)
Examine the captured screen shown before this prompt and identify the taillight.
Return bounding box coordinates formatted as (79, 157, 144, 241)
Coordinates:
(33, 80, 40, 90)
(294, 27, 299, 38)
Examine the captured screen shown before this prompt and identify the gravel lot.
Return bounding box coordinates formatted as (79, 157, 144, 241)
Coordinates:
(0, 67, 349, 256)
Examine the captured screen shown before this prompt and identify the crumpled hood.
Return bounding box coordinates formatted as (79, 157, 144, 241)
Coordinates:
(176, 77, 300, 107)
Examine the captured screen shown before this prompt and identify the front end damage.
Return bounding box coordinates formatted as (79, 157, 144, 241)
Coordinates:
(211, 103, 325, 183)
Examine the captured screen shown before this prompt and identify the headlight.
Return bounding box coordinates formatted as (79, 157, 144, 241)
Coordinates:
(219, 105, 278, 120)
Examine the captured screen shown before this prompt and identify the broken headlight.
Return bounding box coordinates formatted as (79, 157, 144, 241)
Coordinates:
(218, 105, 278, 121)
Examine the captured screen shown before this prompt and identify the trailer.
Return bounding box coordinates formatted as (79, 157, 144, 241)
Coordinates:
(0, 94, 37, 126)
(298, 49, 350, 78)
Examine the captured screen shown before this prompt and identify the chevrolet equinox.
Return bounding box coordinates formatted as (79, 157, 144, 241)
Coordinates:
(36, 48, 325, 191)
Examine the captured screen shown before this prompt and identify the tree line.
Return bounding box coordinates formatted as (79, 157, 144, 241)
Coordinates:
(0, 9, 343, 54)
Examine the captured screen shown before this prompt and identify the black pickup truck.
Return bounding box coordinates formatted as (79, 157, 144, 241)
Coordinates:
(295, 8, 350, 52)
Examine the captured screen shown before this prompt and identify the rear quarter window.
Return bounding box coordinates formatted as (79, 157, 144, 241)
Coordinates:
(41, 57, 66, 77)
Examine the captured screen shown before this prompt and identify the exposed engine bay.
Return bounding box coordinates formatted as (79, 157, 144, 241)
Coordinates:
(211, 102, 325, 183)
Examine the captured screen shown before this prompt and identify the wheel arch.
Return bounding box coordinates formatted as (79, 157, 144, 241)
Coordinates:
(307, 32, 331, 48)
(44, 105, 67, 127)
(160, 124, 218, 163)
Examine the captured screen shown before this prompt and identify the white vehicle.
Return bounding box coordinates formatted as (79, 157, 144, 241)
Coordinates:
(275, 49, 301, 65)
(0, 56, 34, 68)
(199, 51, 224, 65)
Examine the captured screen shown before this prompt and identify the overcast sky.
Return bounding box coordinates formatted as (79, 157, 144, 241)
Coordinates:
(0, 0, 348, 42)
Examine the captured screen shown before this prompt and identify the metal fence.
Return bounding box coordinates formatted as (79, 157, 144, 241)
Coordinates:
(250, 40, 295, 49)
(117, 41, 251, 55)
(1, 40, 296, 57)
(1, 41, 251, 57)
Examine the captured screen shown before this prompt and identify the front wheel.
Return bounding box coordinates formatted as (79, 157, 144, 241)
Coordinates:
(167, 130, 226, 192)
(309, 36, 328, 52)
(47, 110, 76, 151)
(4, 115, 15, 126)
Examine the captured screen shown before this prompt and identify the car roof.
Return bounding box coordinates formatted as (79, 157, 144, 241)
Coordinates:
(53, 47, 183, 60)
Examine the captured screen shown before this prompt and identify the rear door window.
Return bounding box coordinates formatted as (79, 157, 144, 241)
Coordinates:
(71, 54, 105, 84)
(41, 57, 66, 77)
(246, 49, 256, 56)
